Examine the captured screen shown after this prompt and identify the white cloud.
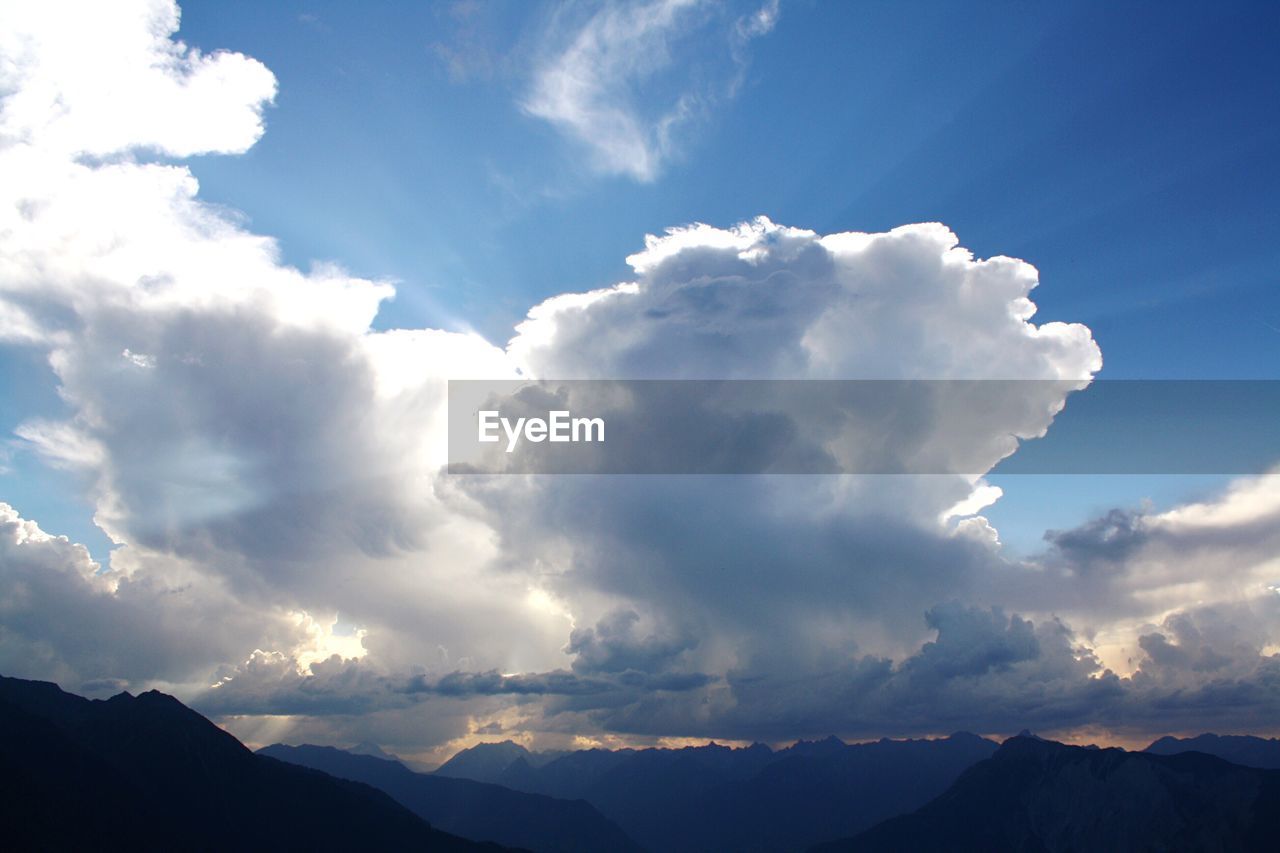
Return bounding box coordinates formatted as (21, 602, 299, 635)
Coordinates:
(0, 1, 567, 715)
(511, 216, 1100, 384)
(13, 419, 105, 470)
(1026, 470, 1280, 678)
(735, 0, 779, 40)
(0, 0, 276, 157)
(523, 0, 780, 181)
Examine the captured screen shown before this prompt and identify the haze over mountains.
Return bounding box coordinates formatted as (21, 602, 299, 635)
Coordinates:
(5, 673, 1280, 852)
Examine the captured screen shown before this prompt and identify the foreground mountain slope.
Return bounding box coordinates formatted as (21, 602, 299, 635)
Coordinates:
(0, 675, 504, 852)
(1146, 733, 1280, 769)
(261, 743, 640, 853)
(815, 735, 1280, 852)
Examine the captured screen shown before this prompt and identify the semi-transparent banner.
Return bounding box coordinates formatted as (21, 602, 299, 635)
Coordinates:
(446, 380, 1280, 475)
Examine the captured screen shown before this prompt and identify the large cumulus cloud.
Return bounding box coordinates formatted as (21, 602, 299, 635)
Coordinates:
(456, 214, 1104, 733)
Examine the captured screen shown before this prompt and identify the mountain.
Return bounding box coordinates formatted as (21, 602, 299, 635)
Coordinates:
(669, 732, 998, 852)
(261, 743, 640, 853)
(816, 735, 1280, 852)
(435, 739, 537, 784)
(781, 734, 851, 759)
(495, 746, 638, 797)
(349, 740, 399, 761)
(0, 675, 505, 852)
(1146, 733, 1280, 769)
(439, 733, 997, 852)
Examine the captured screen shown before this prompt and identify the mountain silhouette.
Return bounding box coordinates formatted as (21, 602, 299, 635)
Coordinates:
(815, 735, 1280, 852)
(0, 675, 507, 852)
(261, 743, 640, 852)
(435, 739, 542, 783)
(440, 732, 997, 851)
(1146, 733, 1280, 769)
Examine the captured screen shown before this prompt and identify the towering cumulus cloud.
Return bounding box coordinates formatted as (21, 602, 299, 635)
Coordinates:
(1, 0, 1277, 759)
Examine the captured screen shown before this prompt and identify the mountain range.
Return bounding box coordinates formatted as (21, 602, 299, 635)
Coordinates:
(432, 731, 999, 851)
(6, 671, 1280, 852)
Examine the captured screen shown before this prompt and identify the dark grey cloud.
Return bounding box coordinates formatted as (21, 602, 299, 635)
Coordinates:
(1044, 508, 1149, 568)
(190, 596, 1280, 747)
(566, 609, 697, 676)
(193, 653, 713, 719)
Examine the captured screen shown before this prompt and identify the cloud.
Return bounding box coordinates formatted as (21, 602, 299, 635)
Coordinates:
(482, 215, 1100, 701)
(195, 650, 713, 719)
(3, 0, 1279, 755)
(1044, 508, 1149, 567)
(567, 609, 697, 675)
(508, 217, 1100, 383)
(0, 502, 303, 692)
(192, 592, 1280, 744)
(428, 0, 508, 85)
(522, 0, 780, 181)
(0, 0, 275, 157)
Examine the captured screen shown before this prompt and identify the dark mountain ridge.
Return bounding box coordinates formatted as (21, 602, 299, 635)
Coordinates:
(0, 674, 505, 851)
(817, 734, 1280, 852)
(1146, 732, 1280, 769)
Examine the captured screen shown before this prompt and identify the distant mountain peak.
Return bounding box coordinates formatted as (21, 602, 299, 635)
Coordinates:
(1007, 728, 1052, 744)
(435, 739, 533, 783)
(349, 740, 398, 761)
(946, 730, 985, 742)
(783, 734, 849, 756)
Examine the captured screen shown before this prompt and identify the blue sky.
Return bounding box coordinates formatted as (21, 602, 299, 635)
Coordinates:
(3, 0, 1280, 753)
(10, 0, 1276, 557)
(174, 0, 1280, 372)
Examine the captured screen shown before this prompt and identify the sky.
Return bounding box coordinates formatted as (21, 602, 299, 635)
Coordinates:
(0, 0, 1278, 764)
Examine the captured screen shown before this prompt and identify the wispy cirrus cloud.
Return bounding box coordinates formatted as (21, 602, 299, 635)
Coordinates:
(523, 0, 780, 182)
